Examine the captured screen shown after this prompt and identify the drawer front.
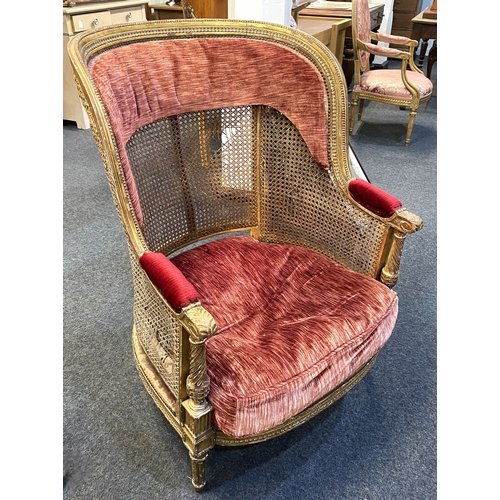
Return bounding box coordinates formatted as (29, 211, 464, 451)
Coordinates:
(110, 6, 146, 24)
(71, 11, 112, 33)
(390, 27, 413, 40)
(392, 0, 421, 13)
(392, 12, 416, 29)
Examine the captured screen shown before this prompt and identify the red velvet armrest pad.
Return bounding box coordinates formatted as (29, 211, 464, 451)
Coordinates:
(348, 178, 402, 217)
(139, 251, 199, 311)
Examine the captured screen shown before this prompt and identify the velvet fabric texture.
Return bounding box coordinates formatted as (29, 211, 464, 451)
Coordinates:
(171, 236, 398, 438)
(139, 251, 199, 312)
(348, 178, 402, 217)
(377, 33, 410, 44)
(88, 38, 331, 225)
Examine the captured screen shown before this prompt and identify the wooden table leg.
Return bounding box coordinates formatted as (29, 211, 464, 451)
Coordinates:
(417, 38, 429, 70)
(427, 40, 437, 78)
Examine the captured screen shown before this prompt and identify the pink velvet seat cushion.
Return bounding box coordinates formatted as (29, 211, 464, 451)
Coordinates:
(171, 236, 398, 438)
(353, 69, 433, 99)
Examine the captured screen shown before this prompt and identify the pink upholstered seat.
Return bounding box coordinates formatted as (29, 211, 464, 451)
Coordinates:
(172, 236, 398, 438)
(354, 69, 433, 100)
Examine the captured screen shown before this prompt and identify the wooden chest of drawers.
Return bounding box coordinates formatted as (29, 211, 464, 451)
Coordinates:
(391, 0, 422, 39)
(63, 0, 149, 129)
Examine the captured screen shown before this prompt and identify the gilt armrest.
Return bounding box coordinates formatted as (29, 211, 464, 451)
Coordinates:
(361, 35, 423, 74)
(372, 32, 418, 48)
(348, 178, 422, 287)
(363, 32, 418, 58)
(363, 42, 410, 59)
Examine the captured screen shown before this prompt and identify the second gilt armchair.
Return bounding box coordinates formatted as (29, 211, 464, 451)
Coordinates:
(349, 0, 434, 146)
(68, 18, 423, 491)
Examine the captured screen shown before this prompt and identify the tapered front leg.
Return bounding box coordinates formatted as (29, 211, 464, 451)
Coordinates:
(405, 109, 417, 146)
(357, 98, 365, 120)
(180, 304, 217, 491)
(190, 450, 209, 492)
(349, 94, 359, 133)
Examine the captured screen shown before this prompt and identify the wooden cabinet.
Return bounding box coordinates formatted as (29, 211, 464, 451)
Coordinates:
(150, 4, 184, 19)
(391, 0, 422, 39)
(63, 0, 149, 129)
(181, 0, 228, 18)
(152, 1, 229, 19)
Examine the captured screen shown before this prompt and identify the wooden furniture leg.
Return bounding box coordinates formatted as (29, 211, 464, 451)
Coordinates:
(417, 38, 429, 70)
(427, 40, 437, 78)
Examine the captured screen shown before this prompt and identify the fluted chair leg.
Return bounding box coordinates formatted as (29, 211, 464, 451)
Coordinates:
(405, 109, 417, 146)
(349, 95, 359, 133)
(190, 451, 209, 492)
(358, 99, 365, 120)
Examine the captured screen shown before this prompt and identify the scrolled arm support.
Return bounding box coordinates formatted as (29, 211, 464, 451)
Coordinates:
(365, 33, 423, 77)
(181, 303, 217, 405)
(380, 230, 406, 288)
(381, 209, 423, 288)
(180, 303, 217, 492)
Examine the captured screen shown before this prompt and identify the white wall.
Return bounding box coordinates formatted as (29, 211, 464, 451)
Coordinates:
(228, 0, 292, 25)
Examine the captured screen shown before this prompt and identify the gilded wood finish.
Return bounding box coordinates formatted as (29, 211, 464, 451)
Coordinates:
(68, 19, 423, 491)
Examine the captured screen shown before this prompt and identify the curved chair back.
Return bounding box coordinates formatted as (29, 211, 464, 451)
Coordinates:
(67, 20, 385, 273)
(67, 19, 423, 491)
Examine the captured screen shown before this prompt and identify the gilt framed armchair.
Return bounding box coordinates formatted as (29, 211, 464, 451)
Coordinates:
(349, 0, 434, 146)
(68, 18, 423, 491)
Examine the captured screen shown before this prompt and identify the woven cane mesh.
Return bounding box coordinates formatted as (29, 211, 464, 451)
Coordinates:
(125, 106, 258, 255)
(259, 106, 386, 277)
(130, 250, 181, 401)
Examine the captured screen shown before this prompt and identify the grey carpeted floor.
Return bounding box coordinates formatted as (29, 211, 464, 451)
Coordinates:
(63, 58, 437, 499)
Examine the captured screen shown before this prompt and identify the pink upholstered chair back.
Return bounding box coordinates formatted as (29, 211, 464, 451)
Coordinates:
(71, 21, 365, 269)
(88, 36, 331, 228)
(353, 0, 371, 71)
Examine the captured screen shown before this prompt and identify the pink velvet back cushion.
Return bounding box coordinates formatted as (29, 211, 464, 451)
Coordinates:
(172, 236, 398, 438)
(88, 37, 331, 224)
